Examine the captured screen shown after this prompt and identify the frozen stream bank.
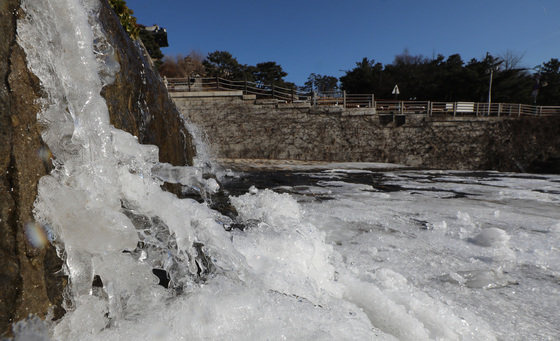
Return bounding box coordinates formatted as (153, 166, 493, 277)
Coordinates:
(220, 165, 560, 340)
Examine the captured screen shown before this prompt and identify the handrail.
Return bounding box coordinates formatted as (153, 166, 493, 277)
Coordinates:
(165, 77, 560, 117)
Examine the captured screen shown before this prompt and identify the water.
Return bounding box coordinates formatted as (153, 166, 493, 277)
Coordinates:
(14, 0, 560, 339)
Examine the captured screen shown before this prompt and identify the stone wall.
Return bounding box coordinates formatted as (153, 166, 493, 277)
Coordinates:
(175, 95, 560, 172)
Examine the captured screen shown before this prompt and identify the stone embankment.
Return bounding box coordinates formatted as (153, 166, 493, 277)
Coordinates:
(174, 94, 560, 173)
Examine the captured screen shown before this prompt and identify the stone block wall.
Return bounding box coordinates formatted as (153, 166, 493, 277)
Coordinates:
(174, 96, 560, 172)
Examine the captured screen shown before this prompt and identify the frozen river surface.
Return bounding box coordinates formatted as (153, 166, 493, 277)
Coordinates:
(221, 165, 560, 340)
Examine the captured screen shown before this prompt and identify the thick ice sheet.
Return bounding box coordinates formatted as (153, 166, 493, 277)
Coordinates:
(298, 169, 560, 340)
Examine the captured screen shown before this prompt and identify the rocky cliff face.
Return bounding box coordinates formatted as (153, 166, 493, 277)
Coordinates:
(98, 0, 195, 166)
(0, 0, 62, 334)
(0, 0, 194, 335)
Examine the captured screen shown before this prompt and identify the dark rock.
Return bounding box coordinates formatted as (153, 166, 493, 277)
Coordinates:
(0, 0, 196, 335)
(152, 269, 170, 288)
(92, 275, 103, 288)
(98, 0, 195, 167)
(1, 1, 65, 335)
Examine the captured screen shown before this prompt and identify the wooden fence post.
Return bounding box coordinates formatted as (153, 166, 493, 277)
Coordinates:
(427, 101, 431, 117)
(216, 76, 219, 90)
(271, 83, 275, 99)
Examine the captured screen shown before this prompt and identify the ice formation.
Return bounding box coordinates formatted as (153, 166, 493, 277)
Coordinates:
(17, 0, 387, 339)
(15, 0, 560, 340)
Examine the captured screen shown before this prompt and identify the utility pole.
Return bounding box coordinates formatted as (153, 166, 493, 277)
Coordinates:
(488, 68, 493, 116)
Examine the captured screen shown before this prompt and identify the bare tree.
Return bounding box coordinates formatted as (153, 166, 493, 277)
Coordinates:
(499, 49, 526, 70)
(178, 51, 206, 77)
(159, 51, 206, 78)
(159, 55, 182, 77)
(393, 48, 428, 65)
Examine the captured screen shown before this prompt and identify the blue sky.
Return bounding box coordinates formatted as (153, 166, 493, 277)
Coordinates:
(130, 0, 560, 86)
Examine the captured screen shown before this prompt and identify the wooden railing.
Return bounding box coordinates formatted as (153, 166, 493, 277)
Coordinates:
(166, 77, 560, 117)
(166, 77, 302, 101)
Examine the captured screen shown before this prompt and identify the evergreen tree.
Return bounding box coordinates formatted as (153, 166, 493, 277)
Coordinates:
(251, 61, 288, 87)
(440, 54, 466, 101)
(139, 29, 164, 66)
(303, 73, 339, 95)
(339, 58, 383, 94)
(108, 0, 140, 39)
(202, 51, 245, 79)
(340, 52, 540, 103)
(538, 58, 560, 105)
(384, 50, 430, 99)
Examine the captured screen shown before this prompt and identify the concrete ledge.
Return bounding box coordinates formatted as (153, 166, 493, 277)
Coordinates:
(243, 94, 256, 100)
(277, 102, 311, 109)
(427, 116, 516, 123)
(170, 90, 243, 98)
(342, 108, 376, 116)
(309, 106, 344, 114)
(255, 98, 282, 105)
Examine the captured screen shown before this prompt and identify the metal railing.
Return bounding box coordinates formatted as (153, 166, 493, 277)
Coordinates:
(166, 77, 560, 117)
(425, 102, 560, 117)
